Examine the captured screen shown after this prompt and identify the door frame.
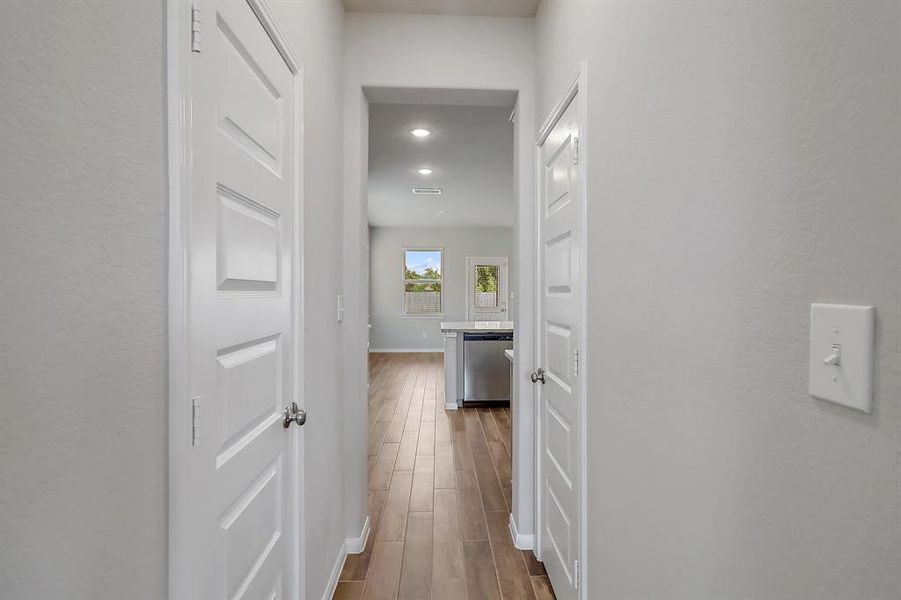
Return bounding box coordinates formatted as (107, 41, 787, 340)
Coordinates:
(166, 1, 306, 598)
(464, 256, 509, 321)
(533, 61, 589, 597)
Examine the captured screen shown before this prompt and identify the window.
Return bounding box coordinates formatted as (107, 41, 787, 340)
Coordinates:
(465, 256, 508, 321)
(403, 249, 443, 315)
(474, 264, 499, 308)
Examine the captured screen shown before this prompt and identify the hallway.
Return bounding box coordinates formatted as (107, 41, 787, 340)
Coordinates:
(335, 353, 555, 600)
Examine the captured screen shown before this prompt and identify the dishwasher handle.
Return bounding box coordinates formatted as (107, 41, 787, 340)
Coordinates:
(463, 332, 514, 342)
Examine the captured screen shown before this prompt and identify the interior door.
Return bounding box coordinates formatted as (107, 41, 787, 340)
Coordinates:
(537, 95, 582, 600)
(466, 256, 509, 321)
(186, 1, 300, 598)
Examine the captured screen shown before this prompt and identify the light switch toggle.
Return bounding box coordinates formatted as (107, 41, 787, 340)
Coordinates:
(809, 303, 874, 413)
(822, 344, 841, 366)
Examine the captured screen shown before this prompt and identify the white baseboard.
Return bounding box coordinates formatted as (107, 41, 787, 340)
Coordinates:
(346, 516, 370, 554)
(369, 348, 444, 353)
(445, 401, 460, 411)
(508, 513, 534, 550)
(322, 516, 370, 600)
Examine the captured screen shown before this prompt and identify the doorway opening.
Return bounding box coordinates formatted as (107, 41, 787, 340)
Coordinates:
(335, 87, 553, 597)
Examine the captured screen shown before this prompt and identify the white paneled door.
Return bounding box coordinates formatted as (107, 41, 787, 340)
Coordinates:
(536, 92, 582, 600)
(183, 1, 301, 598)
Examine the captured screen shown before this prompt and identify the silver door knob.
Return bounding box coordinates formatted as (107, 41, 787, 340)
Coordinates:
(283, 402, 307, 428)
(530, 368, 546, 384)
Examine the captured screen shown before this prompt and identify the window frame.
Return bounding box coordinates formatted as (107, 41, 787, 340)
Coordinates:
(401, 247, 445, 318)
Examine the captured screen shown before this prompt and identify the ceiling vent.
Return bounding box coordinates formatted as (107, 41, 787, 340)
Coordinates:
(412, 188, 443, 195)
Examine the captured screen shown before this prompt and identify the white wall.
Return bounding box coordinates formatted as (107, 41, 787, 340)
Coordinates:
(369, 226, 514, 350)
(536, 1, 901, 598)
(343, 12, 538, 541)
(0, 2, 167, 597)
(0, 2, 347, 599)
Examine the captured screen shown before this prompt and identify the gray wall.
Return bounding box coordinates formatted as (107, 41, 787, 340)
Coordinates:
(0, 2, 348, 599)
(536, 1, 900, 598)
(369, 226, 514, 350)
(0, 2, 167, 597)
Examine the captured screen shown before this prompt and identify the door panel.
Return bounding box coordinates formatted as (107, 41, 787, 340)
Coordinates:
(186, 1, 298, 598)
(539, 96, 581, 600)
(217, 189, 280, 292)
(219, 459, 283, 599)
(216, 336, 281, 461)
(216, 4, 285, 175)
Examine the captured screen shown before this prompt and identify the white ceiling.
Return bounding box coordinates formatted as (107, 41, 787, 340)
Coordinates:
(368, 103, 515, 227)
(343, 0, 540, 18)
(366, 86, 518, 107)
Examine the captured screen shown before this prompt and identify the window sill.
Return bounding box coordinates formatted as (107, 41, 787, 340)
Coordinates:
(401, 314, 446, 320)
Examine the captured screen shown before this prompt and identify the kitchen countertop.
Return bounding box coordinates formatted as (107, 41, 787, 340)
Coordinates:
(440, 320, 514, 333)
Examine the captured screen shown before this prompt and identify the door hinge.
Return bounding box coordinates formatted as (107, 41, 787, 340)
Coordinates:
(573, 349, 580, 377)
(573, 559, 581, 589)
(572, 136, 580, 166)
(191, 397, 201, 446)
(191, 3, 202, 53)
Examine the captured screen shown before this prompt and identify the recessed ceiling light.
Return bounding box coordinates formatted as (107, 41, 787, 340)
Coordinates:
(417, 168, 433, 175)
(409, 128, 432, 138)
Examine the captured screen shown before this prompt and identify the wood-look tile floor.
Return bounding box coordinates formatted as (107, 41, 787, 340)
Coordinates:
(335, 353, 556, 600)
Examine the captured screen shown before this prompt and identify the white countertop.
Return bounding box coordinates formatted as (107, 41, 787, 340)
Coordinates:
(440, 320, 514, 333)
(504, 349, 514, 362)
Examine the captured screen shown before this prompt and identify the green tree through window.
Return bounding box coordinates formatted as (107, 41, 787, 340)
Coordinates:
(475, 265, 498, 293)
(404, 250, 442, 313)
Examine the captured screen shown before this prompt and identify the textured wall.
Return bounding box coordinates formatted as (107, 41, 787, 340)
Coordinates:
(369, 226, 514, 350)
(536, 1, 901, 598)
(0, 2, 168, 598)
(0, 1, 348, 599)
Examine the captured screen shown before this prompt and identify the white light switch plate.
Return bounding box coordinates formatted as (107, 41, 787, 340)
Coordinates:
(809, 303, 874, 413)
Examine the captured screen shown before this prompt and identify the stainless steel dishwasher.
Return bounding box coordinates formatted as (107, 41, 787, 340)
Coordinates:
(463, 332, 514, 403)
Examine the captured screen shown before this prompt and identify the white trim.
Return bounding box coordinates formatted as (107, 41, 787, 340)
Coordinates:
(247, 0, 301, 73)
(508, 512, 535, 551)
(166, 2, 190, 597)
(321, 516, 369, 600)
(369, 348, 444, 354)
(166, 2, 305, 598)
(345, 515, 371, 554)
(321, 542, 346, 600)
(536, 66, 581, 145)
(576, 61, 590, 600)
(534, 61, 589, 599)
